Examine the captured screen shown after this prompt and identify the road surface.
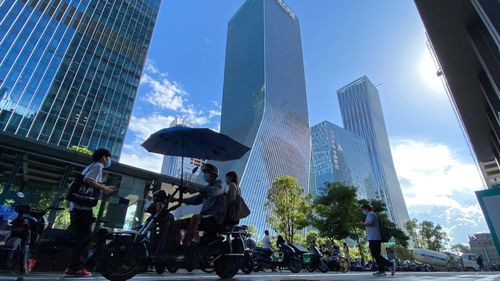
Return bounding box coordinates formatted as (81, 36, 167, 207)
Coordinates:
(1, 271, 499, 281)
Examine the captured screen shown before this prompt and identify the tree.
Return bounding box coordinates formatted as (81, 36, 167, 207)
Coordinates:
(405, 218, 422, 248)
(265, 176, 311, 244)
(450, 243, 471, 254)
(247, 225, 258, 239)
(69, 145, 92, 155)
(309, 182, 359, 241)
(419, 220, 448, 251)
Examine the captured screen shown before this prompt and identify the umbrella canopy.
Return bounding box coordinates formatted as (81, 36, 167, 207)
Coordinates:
(141, 126, 251, 161)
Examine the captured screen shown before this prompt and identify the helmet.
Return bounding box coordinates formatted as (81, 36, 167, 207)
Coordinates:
(201, 163, 219, 176)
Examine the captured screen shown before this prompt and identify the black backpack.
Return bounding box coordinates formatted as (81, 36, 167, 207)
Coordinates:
(378, 216, 390, 243)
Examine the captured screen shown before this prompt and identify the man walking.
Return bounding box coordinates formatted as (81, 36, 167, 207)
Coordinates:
(358, 204, 395, 277)
(64, 149, 116, 277)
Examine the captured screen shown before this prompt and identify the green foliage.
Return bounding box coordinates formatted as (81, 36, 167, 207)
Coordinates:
(69, 145, 92, 155)
(265, 176, 311, 244)
(310, 182, 359, 240)
(247, 225, 258, 239)
(404, 218, 422, 247)
(404, 218, 448, 251)
(419, 220, 449, 251)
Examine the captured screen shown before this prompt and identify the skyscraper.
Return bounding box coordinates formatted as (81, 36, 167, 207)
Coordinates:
(218, 0, 311, 232)
(0, 0, 161, 158)
(161, 117, 204, 179)
(337, 76, 410, 228)
(311, 121, 374, 199)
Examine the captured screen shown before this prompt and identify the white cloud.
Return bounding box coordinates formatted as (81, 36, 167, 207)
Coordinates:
(128, 114, 175, 141)
(209, 109, 221, 118)
(391, 138, 488, 243)
(144, 59, 160, 75)
(139, 59, 220, 126)
(120, 144, 163, 173)
(141, 73, 186, 111)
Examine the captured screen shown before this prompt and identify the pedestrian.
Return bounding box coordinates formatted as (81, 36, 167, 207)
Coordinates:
(357, 204, 396, 277)
(262, 230, 273, 250)
(476, 255, 485, 271)
(64, 149, 116, 277)
(342, 242, 352, 271)
(225, 171, 241, 207)
(244, 233, 257, 250)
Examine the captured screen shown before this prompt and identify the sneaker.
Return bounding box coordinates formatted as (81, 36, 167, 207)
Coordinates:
(373, 271, 387, 277)
(390, 260, 396, 276)
(75, 268, 92, 277)
(64, 268, 92, 277)
(64, 268, 76, 277)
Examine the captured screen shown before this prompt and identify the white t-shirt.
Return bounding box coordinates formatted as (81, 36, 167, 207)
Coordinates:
(70, 162, 103, 211)
(262, 235, 273, 250)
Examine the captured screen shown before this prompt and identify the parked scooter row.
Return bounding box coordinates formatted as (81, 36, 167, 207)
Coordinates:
(0, 192, 64, 274)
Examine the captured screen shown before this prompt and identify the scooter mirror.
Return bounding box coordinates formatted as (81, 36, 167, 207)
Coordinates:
(16, 192, 25, 198)
(192, 166, 199, 174)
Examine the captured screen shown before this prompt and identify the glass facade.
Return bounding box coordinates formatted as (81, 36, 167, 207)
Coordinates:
(311, 121, 374, 199)
(0, 0, 161, 159)
(218, 0, 311, 233)
(337, 76, 409, 228)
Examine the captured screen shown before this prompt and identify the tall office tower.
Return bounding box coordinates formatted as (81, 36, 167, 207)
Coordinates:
(218, 0, 311, 232)
(415, 0, 500, 256)
(337, 76, 410, 228)
(311, 121, 375, 199)
(0, 0, 161, 159)
(415, 0, 500, 188)
(161, 117, 204, 179)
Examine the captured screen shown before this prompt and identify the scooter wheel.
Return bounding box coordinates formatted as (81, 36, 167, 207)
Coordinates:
(167, 266, 178, 273)
(288, 259, 303, 273)
(155, 264, 165, 274)
(319, 261, 329, 273)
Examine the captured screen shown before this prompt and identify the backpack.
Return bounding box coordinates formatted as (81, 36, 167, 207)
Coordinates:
(378, 216, 390, 243)
(225, 194, 250, 225)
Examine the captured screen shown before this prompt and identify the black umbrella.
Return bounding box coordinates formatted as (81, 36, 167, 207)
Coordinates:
(141, 126, 250, 199)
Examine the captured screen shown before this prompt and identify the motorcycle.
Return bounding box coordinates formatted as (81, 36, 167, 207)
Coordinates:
(99, 187, 246, 281)
(305, 246, 329, 273)
(0, 192, 64, 274)
(239, 231, 255, 274)
(253, 243, 303, 273)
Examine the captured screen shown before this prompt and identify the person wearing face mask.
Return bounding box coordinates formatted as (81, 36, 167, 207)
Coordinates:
(357, 204, 395, 277)
(173, 163, 227, 247)
(64, 149, 116, 277)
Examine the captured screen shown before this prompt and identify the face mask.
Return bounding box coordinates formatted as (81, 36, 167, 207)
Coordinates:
(203, 174, 213, 183)
(105, 158, 112, 168)
(226, 180, 231, 185)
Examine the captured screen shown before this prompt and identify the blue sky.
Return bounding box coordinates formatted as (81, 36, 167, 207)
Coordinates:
(120, 0, 489, 245)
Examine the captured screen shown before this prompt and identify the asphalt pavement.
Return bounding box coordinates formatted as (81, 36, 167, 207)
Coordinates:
(0, 271, 499, 281)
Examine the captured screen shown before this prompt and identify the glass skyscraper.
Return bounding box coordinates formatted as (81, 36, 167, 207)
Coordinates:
(337, 76, 410, 228)
(0, 0, 161, 158)
(218, 0, 311, 232)
(311, 121, 374, 199)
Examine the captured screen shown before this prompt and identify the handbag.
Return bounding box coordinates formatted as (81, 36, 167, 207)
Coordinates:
(66, 163, 101, 207)
(226, 194, 250, 224)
